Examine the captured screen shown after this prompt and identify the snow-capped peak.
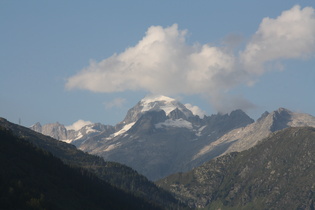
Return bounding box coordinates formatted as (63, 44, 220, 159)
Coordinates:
(141, 95, 175, 104)
(65, 119, 93, 131)
(140, 95, 191, 116)
(119, 95, 199, 126)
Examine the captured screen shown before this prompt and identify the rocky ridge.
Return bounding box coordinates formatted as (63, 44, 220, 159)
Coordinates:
(193, 108, 315, 161)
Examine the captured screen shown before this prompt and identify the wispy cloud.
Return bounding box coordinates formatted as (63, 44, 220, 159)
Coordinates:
(240, 5, 315, 75)
(104, 97, 127, 109)
(184, 103, 206, 118)
(66, 5, 315, 113)
(66, 119, 92, 131)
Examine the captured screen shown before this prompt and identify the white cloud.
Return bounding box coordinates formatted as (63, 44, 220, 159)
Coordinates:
(104, 97, 127, 109)
(66, 24, 236, 96)
(66, 119, 92, 131)
(185, 103, 206, 118)
(66, 5, 315, 113)
(240, 5, 315, 75)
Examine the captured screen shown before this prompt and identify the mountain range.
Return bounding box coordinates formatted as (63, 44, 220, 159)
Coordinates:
(31, 95, 315, 181)
(3, 94, 315, 209)
(3, 116, 315, 209)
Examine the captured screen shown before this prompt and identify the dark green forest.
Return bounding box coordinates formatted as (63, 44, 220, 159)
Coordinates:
(0, 117, 184, 209)
(157, 127, 315, 209)
(0, 127, 162, 210)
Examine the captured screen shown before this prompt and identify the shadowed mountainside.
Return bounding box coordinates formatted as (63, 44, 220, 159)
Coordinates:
(157, 127, 315, 209)
(0, 127, 161, 210)
(0, 117, 184, 209)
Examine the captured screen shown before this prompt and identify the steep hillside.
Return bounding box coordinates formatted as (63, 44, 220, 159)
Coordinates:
(0, 127, 160, 210)
(0, 117, 182, 209)
(157, 127, 315, 209)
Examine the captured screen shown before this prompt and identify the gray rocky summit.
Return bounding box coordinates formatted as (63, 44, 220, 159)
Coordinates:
(193, 107, 315, 161)
(30, 122, 71, 140)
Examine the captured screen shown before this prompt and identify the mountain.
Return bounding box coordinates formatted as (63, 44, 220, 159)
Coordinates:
(77, 96, 254, 180)
(0, 127, 160, 210)
(30, 96, 315, 181)
(31, 122, 71, 140)
(30, 95, 255, 180)
(0, 117, 183, 209)
(30, 121, 115, 147)
(157, 127, 315, 209)
(193, 108, 315, 162)
(118, 95, 194, 126)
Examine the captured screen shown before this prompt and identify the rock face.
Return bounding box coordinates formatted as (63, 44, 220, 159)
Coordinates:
(156, 127, 315, 209)
(30, 122, 114, 147)
(30, 122, 70, 140)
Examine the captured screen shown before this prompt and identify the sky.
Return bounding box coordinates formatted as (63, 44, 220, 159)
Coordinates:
(1, 1, 315, 128)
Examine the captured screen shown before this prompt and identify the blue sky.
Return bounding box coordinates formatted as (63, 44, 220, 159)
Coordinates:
(1, 1, 315, 127)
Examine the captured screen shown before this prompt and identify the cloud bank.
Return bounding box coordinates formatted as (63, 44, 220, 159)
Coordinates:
(66, 5, 315, 113)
